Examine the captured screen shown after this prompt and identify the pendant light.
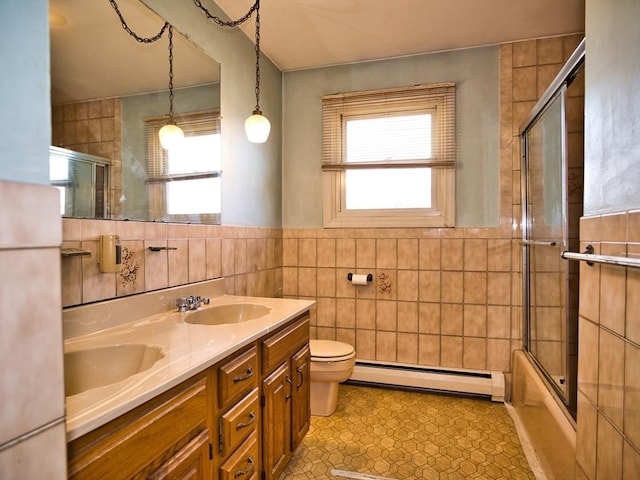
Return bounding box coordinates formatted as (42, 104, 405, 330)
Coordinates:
(244, 0, 270, 143)
(194, 0, 270, 143)
(158, 26, 184, 150)
(108, 1, 182, 149)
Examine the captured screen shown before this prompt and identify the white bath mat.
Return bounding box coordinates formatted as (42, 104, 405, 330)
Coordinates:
(330, 469, 399, 480)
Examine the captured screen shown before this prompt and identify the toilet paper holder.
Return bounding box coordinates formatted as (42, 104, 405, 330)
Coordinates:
(346, 273, 373, 282)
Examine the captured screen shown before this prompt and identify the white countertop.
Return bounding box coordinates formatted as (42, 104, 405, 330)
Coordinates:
(64, 293, 314, 441)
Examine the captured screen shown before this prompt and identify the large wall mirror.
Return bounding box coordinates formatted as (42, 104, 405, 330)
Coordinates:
(49, 0, 221, 224)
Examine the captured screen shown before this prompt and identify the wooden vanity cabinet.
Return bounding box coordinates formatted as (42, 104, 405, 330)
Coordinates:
(66, 312, 311, 480)
(211, 346, 261, 480)
(67, 373, 210, 480)
(261, 315, 311, 480)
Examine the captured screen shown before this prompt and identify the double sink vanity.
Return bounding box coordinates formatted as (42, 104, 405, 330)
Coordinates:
(63, 279, 314, 480)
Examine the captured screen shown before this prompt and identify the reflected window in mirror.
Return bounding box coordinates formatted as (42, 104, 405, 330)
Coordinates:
(145, 110, 221, 224)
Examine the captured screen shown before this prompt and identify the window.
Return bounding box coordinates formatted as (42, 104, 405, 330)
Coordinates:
(321, 84, 456, 228)
(146, 110, 221, 223)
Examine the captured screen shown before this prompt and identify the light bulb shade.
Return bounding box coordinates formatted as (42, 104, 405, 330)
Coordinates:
(159, 123, 184, 150)
(245, 112, 271, 143)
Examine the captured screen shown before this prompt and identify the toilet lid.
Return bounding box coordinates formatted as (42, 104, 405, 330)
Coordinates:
(310, 340, 355, 361)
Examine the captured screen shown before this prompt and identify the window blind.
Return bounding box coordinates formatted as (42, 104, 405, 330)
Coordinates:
(321, 83, 455, 170)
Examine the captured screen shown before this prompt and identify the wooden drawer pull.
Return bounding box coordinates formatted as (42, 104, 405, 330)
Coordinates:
(233, 366, 254, 384)
(234, 456, 254, 479)
(235, 411, 256, 431)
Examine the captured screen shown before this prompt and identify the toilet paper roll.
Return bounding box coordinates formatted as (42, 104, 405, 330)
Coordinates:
(350, 274, 369, 285)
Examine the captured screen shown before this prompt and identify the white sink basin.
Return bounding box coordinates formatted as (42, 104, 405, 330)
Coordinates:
(64, 344, 164, 397)
(184, 303, 271, 326)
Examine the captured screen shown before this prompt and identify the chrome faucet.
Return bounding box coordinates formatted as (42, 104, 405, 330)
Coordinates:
(175, 295, 210, 313)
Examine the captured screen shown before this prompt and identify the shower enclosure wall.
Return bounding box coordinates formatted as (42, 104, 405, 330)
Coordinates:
(520, 40, 585, 421)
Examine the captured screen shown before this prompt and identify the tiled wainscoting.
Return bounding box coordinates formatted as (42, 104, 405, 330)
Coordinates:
(576, 211, 640, 479)
(61, 218, 283, 307)
(283, 227, 519, 373)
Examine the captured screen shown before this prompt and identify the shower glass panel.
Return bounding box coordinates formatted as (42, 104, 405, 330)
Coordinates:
(521, 41, 584, 420)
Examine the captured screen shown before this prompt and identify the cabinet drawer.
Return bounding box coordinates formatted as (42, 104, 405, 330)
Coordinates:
(219, 388, 259, 457)
(218, 346, 258, 407)
(219, 430, 259, 480)
(262, 315, 309, 374)
(68, 375, 207, 480)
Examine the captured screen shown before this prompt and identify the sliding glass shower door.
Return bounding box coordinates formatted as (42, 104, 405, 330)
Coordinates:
(521, 42, 584, 420)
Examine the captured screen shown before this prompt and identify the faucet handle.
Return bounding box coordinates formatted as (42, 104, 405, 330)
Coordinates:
(175, 297, 189, 312)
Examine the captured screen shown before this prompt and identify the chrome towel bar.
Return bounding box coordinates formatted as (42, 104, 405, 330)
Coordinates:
(561, 244, 640, 269)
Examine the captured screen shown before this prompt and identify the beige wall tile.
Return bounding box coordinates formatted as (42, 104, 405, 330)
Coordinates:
(282, 267, 298, 296)
(336, 298, 355, 328)
(419, 238, 441, 270)
(513, 40, 537, 67)
(418, 334, 440, 366)
(537, 37, 564, 65)
(396, 270, 418, 302)
(598, 329, 625, 430)
(206, 238, 222, 279)
(356, 238, 376, 268)
(487, 272, 511, 306)
(624, 342, 640, 448)
(144, 242, 168, 291)
(487, 239, 512, 272)
(441, 271, 463, 304)
(317, 267, 336, 297)
(487, 305, 511, 339)
(463, 337, 486, 369)
(117, 241, 145, 296)
(188, 238, 206, 283)
(316, 297, 336, 328)
(397, 332, 418, 364)
(234, 239, 247, 275)
(167, 239, 189, 287)
(419, 270, 441, 303)
(463, 304, 487, 337)
(512, 66, 538, 102)
(376, 300, 397, 331)
(356, 329, 376, 360)
(463, 272, 487, 304)
(440, 336, 463, 368)
(418, 302, 440, 334)
(283, 238, 298, 267)
(596, 414, 623, 479)
(576, 392, 598, 479)
(578, 317, 599, 404)
(336, 268, 356, 298)
(397, 301, 418, 333)
(486, 338, 511, 372)
(376, 238, 397, 269)
(0, 423, 67, 479)
(397, 238, 419, 270)
(0, 249, 64, 445)
(221, 238, 235, 276)
(356, 299, 376, 330)
(299, 238, 317, 267)
(298, 267, 317, 297)
(627, 244, 640, 345)
(317, 238, 336, 267)
(336, 238, 356, 268)
(441, 238, 463, 271)
(441, 303, 463, 336)
(623, 440, 640, 479)
(599, 243, 627, 335)
(376, 331, 397, 362)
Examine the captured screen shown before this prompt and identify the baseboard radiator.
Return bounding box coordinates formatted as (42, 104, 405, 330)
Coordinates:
(347, 361, 505, 402)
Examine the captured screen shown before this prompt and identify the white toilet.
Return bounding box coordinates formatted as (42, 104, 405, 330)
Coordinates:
(309, 339, 356, 416)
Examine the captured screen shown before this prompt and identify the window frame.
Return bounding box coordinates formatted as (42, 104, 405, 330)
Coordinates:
(321, 84, 456, 228)
(145, 109, 221, 224)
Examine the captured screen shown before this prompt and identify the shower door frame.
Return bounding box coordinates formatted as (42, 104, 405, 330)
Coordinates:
(520, 40, 584, 420)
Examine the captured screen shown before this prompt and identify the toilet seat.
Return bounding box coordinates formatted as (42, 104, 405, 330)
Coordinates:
(310, 340, 355, 362)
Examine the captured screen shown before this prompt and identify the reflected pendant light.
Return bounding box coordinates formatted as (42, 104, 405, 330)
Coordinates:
(159, 26, 184, 150)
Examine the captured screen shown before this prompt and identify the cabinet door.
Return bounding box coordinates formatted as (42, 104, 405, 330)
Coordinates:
(291, 344, 310, 451)
(148, 429, 211, 480)
(262, 362, 292, 480)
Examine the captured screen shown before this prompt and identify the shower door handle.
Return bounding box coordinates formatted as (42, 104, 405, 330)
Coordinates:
(520, 240, 559, 247)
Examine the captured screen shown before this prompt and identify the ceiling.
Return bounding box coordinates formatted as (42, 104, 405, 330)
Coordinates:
(215, 0, 585, 71)
(49, 0, 220, 105)
(49, 0, 584, 104)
